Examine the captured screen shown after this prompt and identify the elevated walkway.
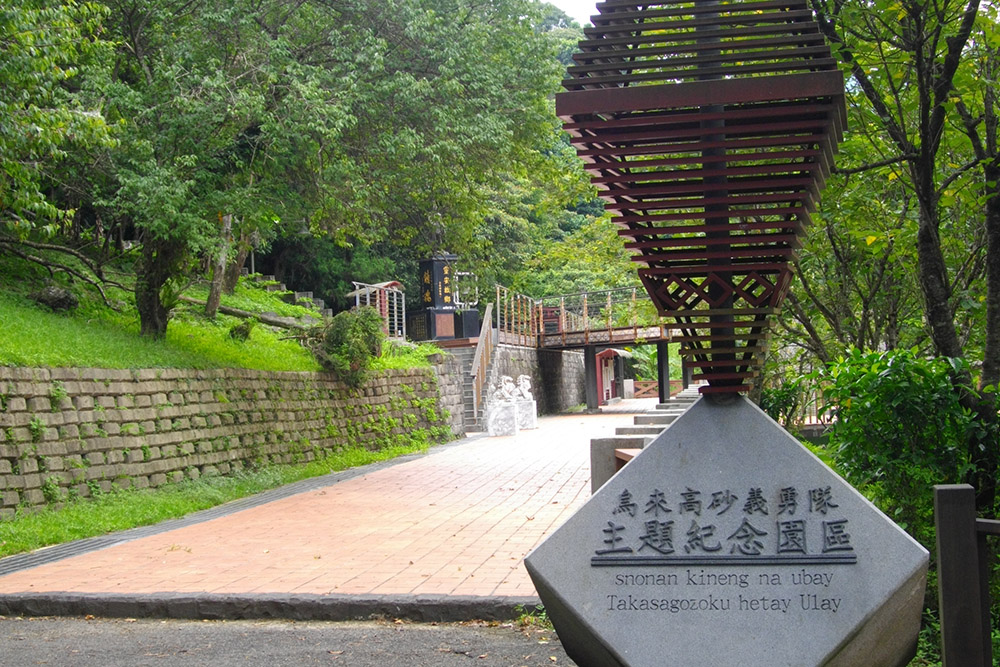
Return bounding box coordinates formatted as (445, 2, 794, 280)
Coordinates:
(495, 285, 673, 352)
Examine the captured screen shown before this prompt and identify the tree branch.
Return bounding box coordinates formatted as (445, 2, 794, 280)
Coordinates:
(832, 153, 916, 176)
(0, 239, 125, 309)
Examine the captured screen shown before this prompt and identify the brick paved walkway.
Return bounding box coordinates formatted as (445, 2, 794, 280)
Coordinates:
(0, 402, 656, 610)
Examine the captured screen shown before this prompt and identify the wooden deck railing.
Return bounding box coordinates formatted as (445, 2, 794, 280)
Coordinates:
(495, 285, 540, 347)
(495, 285, 672, 349)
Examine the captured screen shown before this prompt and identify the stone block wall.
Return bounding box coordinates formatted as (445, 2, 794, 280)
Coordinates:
(430, 352, 465, 436)
(494, 345, 586, 415)
(0, 361, 463, 518)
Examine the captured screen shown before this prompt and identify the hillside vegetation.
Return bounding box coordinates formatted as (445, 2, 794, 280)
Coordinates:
(0, 250, 437, 373)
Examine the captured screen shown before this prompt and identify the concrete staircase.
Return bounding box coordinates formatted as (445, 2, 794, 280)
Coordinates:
(449, 345, 497, 433)
(255, 275, 334, 318)
(589, 386, 702, 493)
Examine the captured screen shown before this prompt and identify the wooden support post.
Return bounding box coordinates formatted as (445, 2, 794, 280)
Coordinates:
(498, 285, 505, 341)
(536, 301, 542, 347)
(657, 341, 671, 403)
(935, 484, 988, 666)
(584, 345, 599, 411)
(560, 296, 566, 347)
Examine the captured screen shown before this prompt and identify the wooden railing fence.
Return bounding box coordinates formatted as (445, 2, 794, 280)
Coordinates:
(633, 380, 659, 399)
(495, 285, 540, 347)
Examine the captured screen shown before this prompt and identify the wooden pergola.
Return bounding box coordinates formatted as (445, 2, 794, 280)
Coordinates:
(557, 0, 846, 394)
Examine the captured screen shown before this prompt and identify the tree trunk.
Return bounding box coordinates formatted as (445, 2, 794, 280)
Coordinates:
(982, 166, 1000, 392)
(205, 214, 232, 319)
(911, 168, 997, 509)
(135, 239, 183, 339)
(222, 231, 250, 294)
(970, 165, 1000, 514)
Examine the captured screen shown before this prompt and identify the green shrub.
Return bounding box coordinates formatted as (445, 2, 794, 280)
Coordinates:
(228, 317, 256, 341)
(758, 376, 804, 430)
(817, 348, 976, 548)
(307, 307, 385, 387)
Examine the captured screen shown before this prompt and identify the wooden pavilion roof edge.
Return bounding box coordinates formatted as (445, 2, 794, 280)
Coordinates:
(556, 72, 847, 135)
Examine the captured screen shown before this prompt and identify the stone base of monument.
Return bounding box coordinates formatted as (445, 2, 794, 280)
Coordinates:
(526, 396, 928, 667)
(515, 399, 538, 430)
(590, 436, 654, 494)
(486, 403, 518, 436)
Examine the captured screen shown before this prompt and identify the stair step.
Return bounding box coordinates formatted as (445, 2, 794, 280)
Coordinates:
(633, 413, 680, 426)
(616, 425, 665, 436)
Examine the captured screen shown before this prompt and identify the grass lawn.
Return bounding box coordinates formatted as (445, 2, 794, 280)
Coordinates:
(0, 441, 432, 558)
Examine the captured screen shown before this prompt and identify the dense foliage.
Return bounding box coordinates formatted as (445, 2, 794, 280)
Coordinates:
(0, 1, 113, 236)
(764, 0, 1000, 518)
(818, 349, 983, 547)
(1, 0, 602, 337)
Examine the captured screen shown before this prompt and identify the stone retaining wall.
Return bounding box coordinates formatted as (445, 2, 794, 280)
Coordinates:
(0, 359, 464, 518)
(494, 345, 587, 414)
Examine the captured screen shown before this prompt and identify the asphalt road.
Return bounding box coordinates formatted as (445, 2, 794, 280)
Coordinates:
(0, 616, 572, 667)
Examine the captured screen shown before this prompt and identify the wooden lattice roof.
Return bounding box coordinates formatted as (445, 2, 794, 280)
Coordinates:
(557, 0, 846, 394)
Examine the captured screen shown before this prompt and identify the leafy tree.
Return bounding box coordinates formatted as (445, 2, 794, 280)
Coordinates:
(777, 154, 926, 365)
(512, 215, 638, 296)
(0, 0, 112, 237)
(804, 0, 1000, 509)
(537, 3, 586, 65)
(1, 0, 593, 339)
(39, 0, 564, 338)
(0, 1, 125, 304)
(93, 0, 298, 336)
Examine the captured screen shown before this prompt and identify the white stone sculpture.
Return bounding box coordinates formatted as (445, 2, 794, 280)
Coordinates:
(515, 375, 534, 400)
(514, 374, 537, 430)
(486, 376, 519, 436)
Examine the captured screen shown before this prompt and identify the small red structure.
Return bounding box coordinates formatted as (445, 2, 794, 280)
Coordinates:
(347, 281, 406, 339)
(595, 348, 630, 405)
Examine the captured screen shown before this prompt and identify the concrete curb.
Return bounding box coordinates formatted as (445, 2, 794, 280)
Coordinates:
(0, 592, 542, 623)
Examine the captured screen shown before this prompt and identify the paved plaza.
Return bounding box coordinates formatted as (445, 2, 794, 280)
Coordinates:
(0, 400, 659, 620)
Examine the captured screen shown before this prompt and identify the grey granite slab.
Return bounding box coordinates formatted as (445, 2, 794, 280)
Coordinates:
(526, 396, 928, 667)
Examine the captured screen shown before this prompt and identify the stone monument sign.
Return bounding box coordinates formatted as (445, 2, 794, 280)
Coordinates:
(525, 397, 928, 666)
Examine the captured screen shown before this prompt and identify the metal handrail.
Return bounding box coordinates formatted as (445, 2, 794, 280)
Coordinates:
(469, 302, 494, 422)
